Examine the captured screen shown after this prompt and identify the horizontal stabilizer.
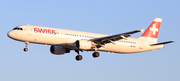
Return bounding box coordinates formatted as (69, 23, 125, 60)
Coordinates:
(150, 41, 174, 46)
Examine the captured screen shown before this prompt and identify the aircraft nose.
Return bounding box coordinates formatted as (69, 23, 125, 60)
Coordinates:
(7, 31, 16, 39)
(7, 31, 12, 38)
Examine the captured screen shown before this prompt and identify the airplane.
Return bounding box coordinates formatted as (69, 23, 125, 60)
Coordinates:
(7, 18, 174, 61)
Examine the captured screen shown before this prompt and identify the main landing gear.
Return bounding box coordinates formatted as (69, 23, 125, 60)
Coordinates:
(24, 42, 29, 52)
(75, 50, 83, 61)
(75, 50, 100, 61)
(92, 48, 100, 58)
(92, 52, 100, 58)
(76, 55, 83, 61)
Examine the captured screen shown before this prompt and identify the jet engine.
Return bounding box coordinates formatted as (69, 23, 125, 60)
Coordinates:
(76, 40, 93, 50)
(50, 45, 70, 55)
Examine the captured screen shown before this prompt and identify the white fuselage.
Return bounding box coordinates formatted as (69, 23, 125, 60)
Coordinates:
(8, 25, 164, 54)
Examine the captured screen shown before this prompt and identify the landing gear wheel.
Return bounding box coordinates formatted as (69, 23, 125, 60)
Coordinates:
(93, 52, 100, 58)
(24, 42, 29, 52)
(24, 48, 28, 52)
(75, 55, 83, 61)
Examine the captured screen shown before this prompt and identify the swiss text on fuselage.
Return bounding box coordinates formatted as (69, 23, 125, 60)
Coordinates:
(34, 28, 56, 35)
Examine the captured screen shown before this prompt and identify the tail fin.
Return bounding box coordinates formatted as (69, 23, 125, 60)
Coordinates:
(139, 18, 162, 42)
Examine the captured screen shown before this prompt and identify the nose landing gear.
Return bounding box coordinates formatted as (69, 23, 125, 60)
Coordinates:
(24, 48, 28, 51)
(24, 42, 29, 52)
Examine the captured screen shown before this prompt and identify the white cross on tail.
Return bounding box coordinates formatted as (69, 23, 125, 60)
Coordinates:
(150, 24, 158, 35)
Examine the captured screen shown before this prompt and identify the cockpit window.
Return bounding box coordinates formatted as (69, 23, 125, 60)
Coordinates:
(13, 27, 23, 30)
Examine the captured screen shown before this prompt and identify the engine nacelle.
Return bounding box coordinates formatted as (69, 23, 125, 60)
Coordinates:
(76, 40, 93, 50)
(50, 45, 70, 55)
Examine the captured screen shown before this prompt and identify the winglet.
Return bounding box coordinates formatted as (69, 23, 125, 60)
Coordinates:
(141, 29, 144, 33)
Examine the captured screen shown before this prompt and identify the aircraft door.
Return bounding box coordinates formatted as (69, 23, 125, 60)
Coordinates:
(28, 26, 33, 35)
(139, 41, 144, 50)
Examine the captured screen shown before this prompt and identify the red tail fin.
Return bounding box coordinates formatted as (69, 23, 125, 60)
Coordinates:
(141, 18, 162, 39)
(139, 18, 162, 42)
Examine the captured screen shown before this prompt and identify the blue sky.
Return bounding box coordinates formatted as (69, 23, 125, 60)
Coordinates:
(1, 0, 179, 81)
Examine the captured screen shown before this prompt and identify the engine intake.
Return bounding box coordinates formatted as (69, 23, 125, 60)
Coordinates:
(50, 45, 70, 55)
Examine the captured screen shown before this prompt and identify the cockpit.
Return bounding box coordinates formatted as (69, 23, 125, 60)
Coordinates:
(13, 27, 23, 30)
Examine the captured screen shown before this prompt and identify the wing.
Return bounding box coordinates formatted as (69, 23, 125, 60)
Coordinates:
(90, 30, 141, 48)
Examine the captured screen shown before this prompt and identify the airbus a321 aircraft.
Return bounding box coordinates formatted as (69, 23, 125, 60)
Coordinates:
(8, 18, 174, 61)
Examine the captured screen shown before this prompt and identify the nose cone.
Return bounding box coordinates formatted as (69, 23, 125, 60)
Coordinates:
(7, 31, 12, 38)
(7, 31, 16, 39)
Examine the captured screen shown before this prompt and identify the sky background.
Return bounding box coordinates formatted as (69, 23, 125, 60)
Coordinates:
(0, 0, 179, 81)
